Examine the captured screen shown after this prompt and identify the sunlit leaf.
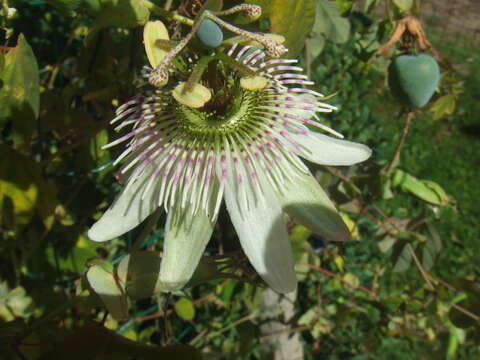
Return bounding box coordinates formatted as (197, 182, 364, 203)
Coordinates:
(393, 0, 413, 13)
(90, 0, 152, 31)
(86, 261, 129, 320)
(0, 282, 34, 321)
(430, 94, 456, 120)
(0, 145, 57, 230)
(269, 0, 316, 57)
(46, 236, 102, 273)
(391, 169, 450, 205)
(0, 34, 39, 144)
(143, 20, 170, 69)
(174, 297, 196, 321)
(306, 0, 350, 59)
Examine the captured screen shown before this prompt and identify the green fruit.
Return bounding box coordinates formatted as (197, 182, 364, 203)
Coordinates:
(197, 19, 223, 48)
(388, 54, 440, 109)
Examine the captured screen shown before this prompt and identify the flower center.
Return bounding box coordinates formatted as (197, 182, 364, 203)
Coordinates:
(174, 88, 264, 138)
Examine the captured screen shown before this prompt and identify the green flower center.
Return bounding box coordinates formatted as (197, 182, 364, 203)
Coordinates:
(174, 89, 264, 139)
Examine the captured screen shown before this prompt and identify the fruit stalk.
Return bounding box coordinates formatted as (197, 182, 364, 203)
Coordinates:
(385, 111, 415, 177)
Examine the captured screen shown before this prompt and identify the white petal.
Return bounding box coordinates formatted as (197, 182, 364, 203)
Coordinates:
(88, 168, 159, 242)
(291, 131, 372, 166)
(224, 176, 297, 294)
(159, 201, 216, 292)
(278, 171, 350, 241)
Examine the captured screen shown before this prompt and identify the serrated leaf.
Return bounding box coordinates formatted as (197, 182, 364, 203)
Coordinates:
(174, 298, 195, 321)
(0, 34, 39, 144)
(269, 0, 316, 57)
(430, 94, 456, 120)
(86, 263, 129, 320)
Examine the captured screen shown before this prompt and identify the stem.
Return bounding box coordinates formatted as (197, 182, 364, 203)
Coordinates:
(215, 51, 257, 77)
(385, 110, 415, 177)
(40, 118, 110, 169)
(407, 243, 434, 290)
(324, 166, 362, 195)
(148, 3, 194, 26)
(164, 0, 173, 11)
(184, 55, 215, 94)
(305, 263, 378, 298)
(304, 40, 312, 79)
(259, 326, 310, 343)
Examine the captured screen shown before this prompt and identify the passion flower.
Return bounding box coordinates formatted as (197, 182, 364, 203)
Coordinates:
(88, 25, 371, 294)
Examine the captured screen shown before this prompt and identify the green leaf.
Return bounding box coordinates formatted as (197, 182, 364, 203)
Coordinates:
(378, 236, 396, 253)
(174, 297, 196, 321)
(430, 94, 456, 120)
(391, 169, 450, 205)
(391, 240, 412, 273)
(268, 0, 316, 57)
(364, 0, 381, 12)
(0, 282, 34, 321)
(0, 145, 57, 230)
(201, 0, 223, 12)
(0, 52, 5, 73)
(46, 236, 102, 273)
(421, 223, 442, 271)
(86, 261, 129, 320)
(90, 0, 152, 31)
(117, 252, 222, 300)
(306, 0, 350, 59)
(393, 0, 413, 13)
(0, 34, 40, 144)
(117, 251, 164, 300)
(316, 0, 350, 43)
(47, 0, 82, 17)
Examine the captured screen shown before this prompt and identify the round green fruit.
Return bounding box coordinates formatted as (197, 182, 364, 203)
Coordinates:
(388, 54, 440, 109)
(197, 19, 224, 48)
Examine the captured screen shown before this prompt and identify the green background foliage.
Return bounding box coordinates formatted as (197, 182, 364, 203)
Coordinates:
(0, 0, 479, 359)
